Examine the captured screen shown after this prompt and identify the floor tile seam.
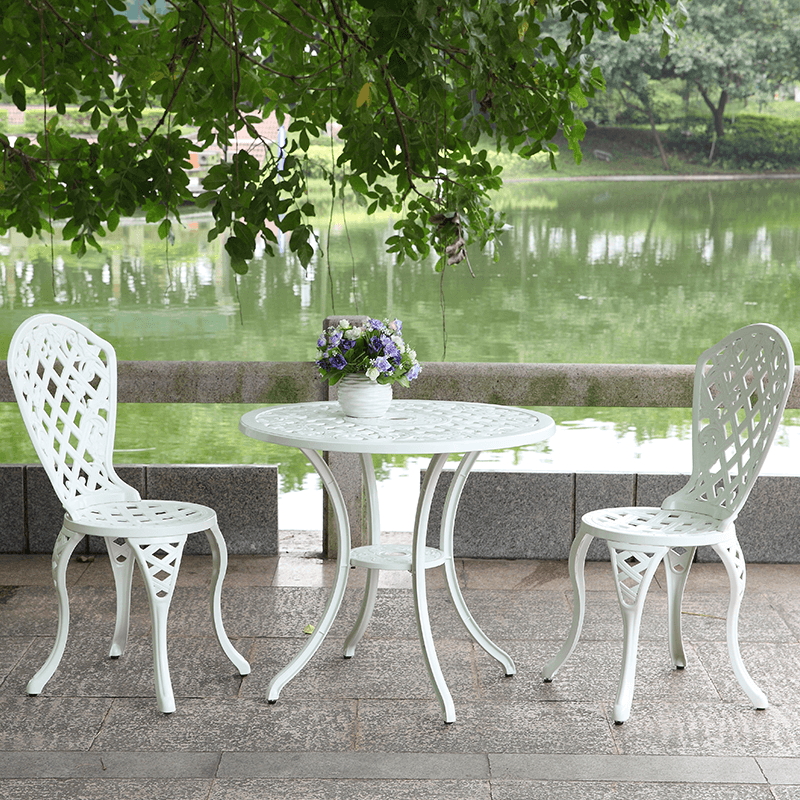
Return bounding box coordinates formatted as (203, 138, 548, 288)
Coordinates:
(87, 699, 119, 753)
(1, 636, 36, 682)
(487, 753, 768, 785)
(755, 756, 800, 785)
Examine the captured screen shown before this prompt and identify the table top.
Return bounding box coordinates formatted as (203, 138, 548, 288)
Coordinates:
(239, 400, 555, 455)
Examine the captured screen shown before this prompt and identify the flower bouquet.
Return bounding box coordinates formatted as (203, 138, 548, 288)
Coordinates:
(316, 317, 421, 386)
(316, 318, 421, 418)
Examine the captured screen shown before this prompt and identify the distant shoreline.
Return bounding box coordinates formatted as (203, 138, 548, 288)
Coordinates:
(505, 172, 800, 183)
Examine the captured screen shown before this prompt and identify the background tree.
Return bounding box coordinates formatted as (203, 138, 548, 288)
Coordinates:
(669, 0, 800, 138)
(584, 16, 685, 170)
(0, 0, 675, 276)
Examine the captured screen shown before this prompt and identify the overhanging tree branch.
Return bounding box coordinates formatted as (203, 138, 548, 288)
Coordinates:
(0, 0, 678, 275)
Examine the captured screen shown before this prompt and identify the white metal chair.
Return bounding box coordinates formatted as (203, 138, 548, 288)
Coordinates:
(7, 313, 250, 713)
(543, 324, 795, 723)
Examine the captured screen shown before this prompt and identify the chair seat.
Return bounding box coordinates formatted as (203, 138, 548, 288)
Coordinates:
(64, 500, 217, 537)
(582, 506, 733, 548)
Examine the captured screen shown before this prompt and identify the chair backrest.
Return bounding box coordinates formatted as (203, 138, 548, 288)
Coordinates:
(663, 323, 794, 524)
(7, 314, 138, 517)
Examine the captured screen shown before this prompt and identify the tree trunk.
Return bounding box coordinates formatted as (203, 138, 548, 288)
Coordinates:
(696, 82, 728, 138)
(617, 85, 670, 171)
(645, 103, 670, 171)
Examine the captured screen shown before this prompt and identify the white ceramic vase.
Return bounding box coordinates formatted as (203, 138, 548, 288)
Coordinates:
(337, 373, 392, 418)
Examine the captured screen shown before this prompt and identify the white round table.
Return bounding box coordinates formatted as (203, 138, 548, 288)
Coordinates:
(240, 399, 556, 722)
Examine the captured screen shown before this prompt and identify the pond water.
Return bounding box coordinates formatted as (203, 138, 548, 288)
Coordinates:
(3, 177, 800, 531)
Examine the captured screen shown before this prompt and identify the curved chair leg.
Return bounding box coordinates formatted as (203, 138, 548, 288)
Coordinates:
(27, 528, 86, 696)
(105, 537, 135, 658)
(542, 526, 593, 681)
(713, 537, 768, 709)
(131, 537, 188, 714)
(664, 546, 696, 669)
(205, 525, 251, 676)
(609, 544, 666, 724)
(344, 453, 381, 658)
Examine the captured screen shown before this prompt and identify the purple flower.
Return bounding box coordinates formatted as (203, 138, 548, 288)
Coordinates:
(374, 356, 393, 374)
(368, 318, 383, 330)
(329, 353, 347, 370)
(340, 338, 356, 352)
(317, 334, 327, 348)
(407, 363, 421, 381)
(367, 335, 383, 355)
(382, 338, 401, 360)
(390, 319, 403, 333)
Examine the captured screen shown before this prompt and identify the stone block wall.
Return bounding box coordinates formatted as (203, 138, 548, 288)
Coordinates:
(425, 470, 800, 563)
(0, 464, 279, 556)
(3, 356, 800, 562)
(4, 461, 800, 562)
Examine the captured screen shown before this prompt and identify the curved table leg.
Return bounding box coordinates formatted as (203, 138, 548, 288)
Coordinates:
(440, 450, 515, 676)
(268, 447, 352, 703)
(344, 453, 381, 658)
(413, 452, 456, 723)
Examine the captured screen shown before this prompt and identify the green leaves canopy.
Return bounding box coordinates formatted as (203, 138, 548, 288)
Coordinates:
(0, 0, 674, 273)
(669, 0, 800, 137)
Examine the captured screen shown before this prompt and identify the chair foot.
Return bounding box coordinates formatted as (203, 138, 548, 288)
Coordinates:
(614, 720, 624, 726)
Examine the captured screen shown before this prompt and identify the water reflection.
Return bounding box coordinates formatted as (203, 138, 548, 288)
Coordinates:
(3, 179, 800, 530)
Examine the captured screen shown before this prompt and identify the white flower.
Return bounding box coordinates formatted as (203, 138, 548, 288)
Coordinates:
(366, 366, 380, 381)
(337, 319, 350, 329)
(344, 327, 361, 340)
(408, 348, 417, 360)
(391, 334, 405, 350)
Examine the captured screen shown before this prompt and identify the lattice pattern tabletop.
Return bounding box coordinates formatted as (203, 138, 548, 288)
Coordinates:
(239, 400, 555, 454)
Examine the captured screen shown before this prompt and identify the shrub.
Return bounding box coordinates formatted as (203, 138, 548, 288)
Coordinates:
(662, 114, 800, 169)
(716, 115, 800, 169)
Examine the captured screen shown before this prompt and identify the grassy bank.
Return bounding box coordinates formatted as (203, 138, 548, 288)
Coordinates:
(491, 125, 800, 180)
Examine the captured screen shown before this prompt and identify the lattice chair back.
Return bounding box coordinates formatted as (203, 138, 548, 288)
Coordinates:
(662, 323, 794, 524)
(7, 314, 138, 518)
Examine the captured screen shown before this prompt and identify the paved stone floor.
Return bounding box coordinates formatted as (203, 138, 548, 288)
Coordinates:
(2, 545, 800, 799)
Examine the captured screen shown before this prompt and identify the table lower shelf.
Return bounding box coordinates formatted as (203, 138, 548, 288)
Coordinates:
(349, 543, 446, 571)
